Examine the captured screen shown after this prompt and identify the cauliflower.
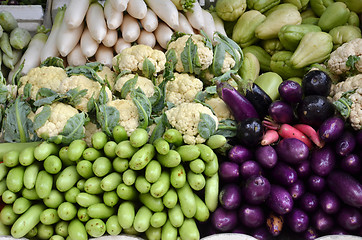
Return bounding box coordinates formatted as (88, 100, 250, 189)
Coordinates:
(114, 74, 155, 99)
(96, 66, 117, 90)
(327, 38, 362, 75)
(59, 75, 112, 112)
(330, 74, 362, 130)
(205, 96, 234, 121)
(167, 34, 213, 73)
(107, 99, 139, 136)
(165, 102, 219, 145)
(112, 45, 166, 75)
(17, 66, 67, 100)
(34, 102, 80, 139)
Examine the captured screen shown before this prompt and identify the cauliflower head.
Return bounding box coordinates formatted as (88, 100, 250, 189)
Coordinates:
(205, 96, 234, 121)
(114, 74, 155, 99)
(59, 75, 112, 112)
(165, 102, 219, 145)
(112, 45, 166, 75)
(34, 102, 80, 139)
(17, 66, 67, 100)
(97, 66, 117, 91)
(327, 38, 362, 75)
(107, 99, 139, 136)
(167, 34, 213, 73)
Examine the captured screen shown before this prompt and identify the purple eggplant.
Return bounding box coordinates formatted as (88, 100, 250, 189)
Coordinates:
(311, 209, 334, 232)
(335, 131, 356, 157)
(275, 138, 309, 165)
(319, 191, 341, 214)
(302, 70, 332, 97)
(268, 100, 294, 124)
(318, 117, 345, 143)
(219, 184, 242, 210)
(219, 161, 240, 183)
(255, 145, 278, 168)
(337, 206, 362, 231)
(217, 81, 259, 122)
(286, 208, 309, 233)
(288, 180, 305, 200)
(308, 175, 326, 193)
(236, 118, 263, 147)
(310, 145, 336, 176)
(327, 171, 362, 208)
(266, 185, 294, 215)
(238, 204, 265, 228)
(340, 154, 361, 175)
(296, 160, 312, 179)
(228, 145, 253, 164)
(278, 80, 303, 104)
(303, 227, 318, 240)
(299, 192, 318, 213)
(239, 160, 263, 180)
(243, 175, 271, 205)
(271, 161, 298, 186)
(211, 207, 238, 232)
(266, 212, 284, 236)
(244, 83, 273, 119)
(251, 227, 273, 240)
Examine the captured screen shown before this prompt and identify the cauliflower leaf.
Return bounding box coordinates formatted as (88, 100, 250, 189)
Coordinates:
(33, 105, 51, 130)
(40, 57, 65, 69)
(197, 113, 217, 139)
(66, 63, 105, 85)
(181, 36, 202, 75)
(33, 87, 88, 108)
(131, 88, 152, 129)
(346, 55, 360, 72)
(95, 103, 120, 137)
(142, 58, 156, 79)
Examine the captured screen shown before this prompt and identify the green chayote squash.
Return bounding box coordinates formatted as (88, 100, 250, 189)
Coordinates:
(309, 0, 334, 16)
(282, 0, 310, 10)
(302, 17, 320, 25)
(243, 45, 272, 72)
(270, 51, 307, 79)
(247, 0, 281, 13)
(215, 0, 247, 21)
(239, 52, 260, 82)
(278, 24, 322, 51)
(301, 8, 318, 19)
(318, 2, 351, 31)
(337, 0, 362, 13)
(347, 12, 360, 27)
(261, 39, 284, 55)
(329, 25, 362, 50)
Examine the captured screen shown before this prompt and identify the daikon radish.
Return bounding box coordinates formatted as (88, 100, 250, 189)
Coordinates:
(102, 29, 118, 48)
(40, 6, 65, 62)
(86, 2, 107, 43)
(144, 0, 179, 29)
(80, 27, 99, 58)
(137, 30, 156, 48)
(121, 14, 140, 43)
(185, 1, 204, 30)
(210, 11, 227, 36)
(114, 38, 131, 54)
(104, 0, 123, 30)
(127, 0, 147, 19)
(67, 44, 86, 66)
(95, 44, 114, 68)
(140, 8, 158, 32)
(174, 12, 195, 34)
(63, 0, 91, 29)
(56, 18, 84, 57)
(201, 9, 216, 41)
(110, 0, 129, 12)
(154, 22, 173, 49)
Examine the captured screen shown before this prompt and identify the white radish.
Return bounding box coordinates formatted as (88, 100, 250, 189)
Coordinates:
(104, 0, 123, 30)
(56, 18, 84, 57)
(174, 12, 195, 35)
(114, 38, 131, 54)
(154, 22, 173, 49)
(127, 0, 147, 19)
(63, 0, 91, 29)
(185, 1, 204, 30)
(80, 27, 99, 58)
(110, 0, 129, 12)
(86, 2, 107, 43)
(210, 11, 227, 36)
(121, 14, 140, 43)
(137, 30, 156, 48)
(102, 29, 118, 48)
(140, 8, 158, 33)
(95, 44, 114, 68)
(40, 6, 65, 62)
(144, 0, 179, 29)
(201, 9, 216, 42)
(67, 44, 87, 66)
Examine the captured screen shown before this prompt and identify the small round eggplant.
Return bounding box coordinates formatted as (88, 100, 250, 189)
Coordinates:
(238, 204, 265, 228)
(236, 118, 263, 147)
(219, 184, 242, 210)
(296, 160, 312, 179)
(310, 145, 336, 176)
(276, 138, 309, 165)
(299, 192, 318, 213)
(318, 117, 345, 143)
(266, 185, 294, 215)
(340, 154, 361, 175)
(303, 227, 318, 240)
(270, 162, 298, 186)
(278, 80, 303, 104)
(268, 100, 294, 124)
(297, 95, 335, 128)
(286, 208, 309, 233)
(319, 191, 341, 214)
(243, 175, 271, 205)
(337, 207, 362, 231)
(255, 145, 278, 169)
(308, 175, 326, 193)
(311, 209, 334, 232)
(302, 70, 332, 96)
(227, 145, 253, 165)
(245, 83, 273, 119)
(219, 161, 240, 183)
(335, 131, 356, 157)
(211, 207, 238, 232)
(239, 160, 263, 180)
(288, 180, 305, 200)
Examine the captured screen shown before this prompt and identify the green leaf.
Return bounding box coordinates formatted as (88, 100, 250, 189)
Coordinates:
(346, 55, 360, 71)
(65, 88, 88, 107)
(149, 113, 169, 144)
(97, 85, 109, 105)
(66, 65, 104, 85)
(214, 32, 243, 73)
(0, 85, 8, 104)
(169, 32, 188, 44)
(197, 113, 216, 139)
(149, 85, 162, 106)
(40, 57, 65, 68)
(181, 0, 196, 12)
(211, 43, 227, 76)
(13, 61, 25, 86)
(215, 119, 237, 138)
(142, 58, 156, 79)
(33, 105, 51, 130)
(23, 83, 32, 100)
(181, 36, 202, 75)
(333, 89, 356, 119)
(200, 29, 213, 50)
(33, 89, 60, 107)
(120, 75, 138, 99)
(95, 103, 120, 137)
(131, 88, 152, 129)
(85, 62, 104, 72)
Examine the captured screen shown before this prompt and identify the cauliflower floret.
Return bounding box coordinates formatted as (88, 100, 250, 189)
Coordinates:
(327, 38, 362, 75)
(165, 102, 219, 145)
(96, 66, 117, 90)
(114, 74, 155, 99)
(35, 102, 80, 139)
(107, 99, 139, 136)
(112, 45, 166, 75)
(205, 96, 234, 121)
(83, 121, 102, 147)
(167, 34, 213, 73)
(17, 66, 67, 100)
(59, 75, 112, 112)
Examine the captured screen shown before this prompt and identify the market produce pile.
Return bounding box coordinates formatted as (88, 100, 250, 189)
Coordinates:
(0, 0, 361, 239)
